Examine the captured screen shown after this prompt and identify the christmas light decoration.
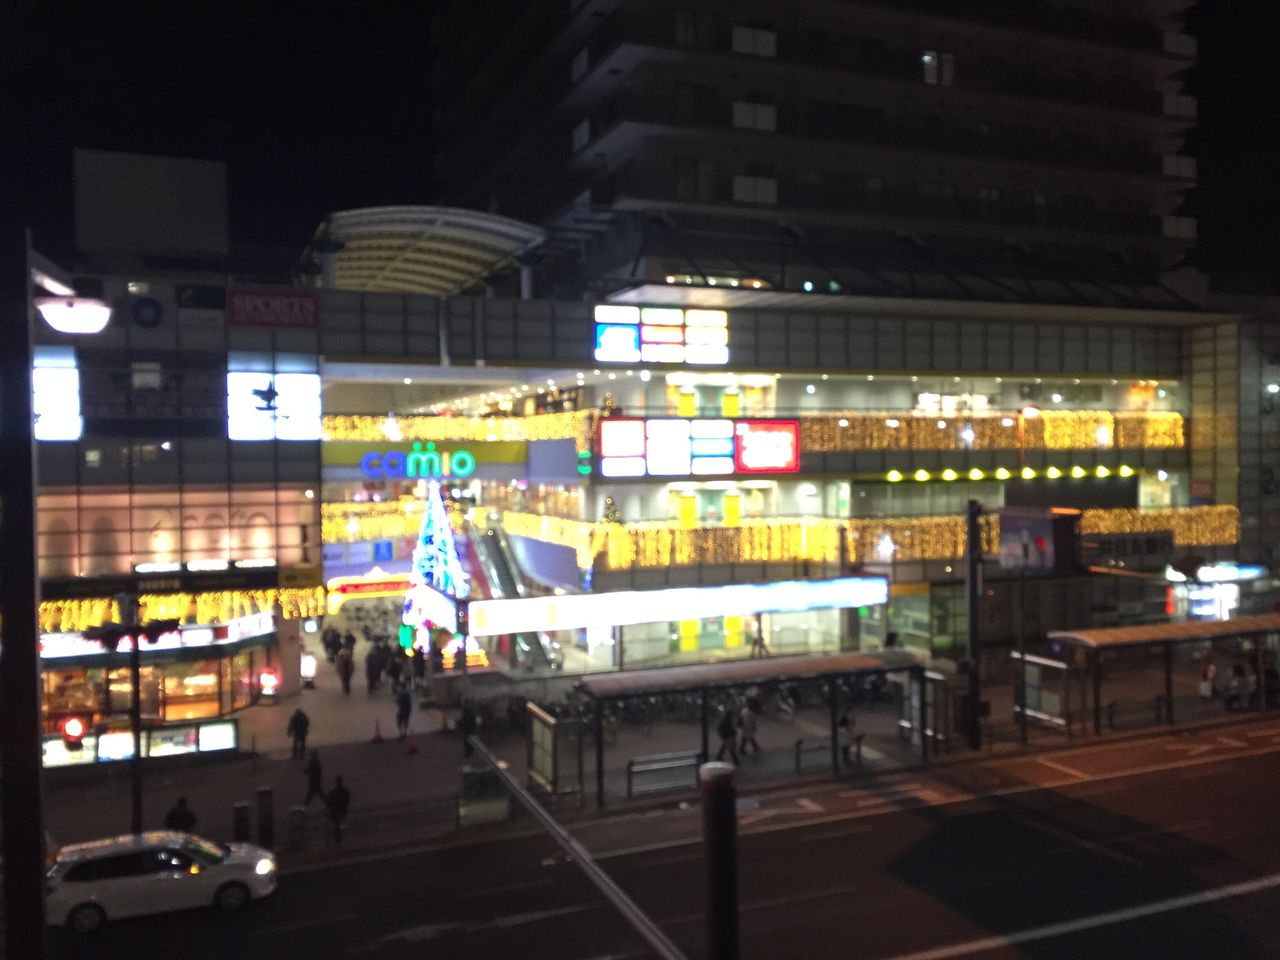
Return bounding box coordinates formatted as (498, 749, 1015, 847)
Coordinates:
(38, 588, 324, 634)
(323, 410, 597, 452)
(799, 411, 1184, 453)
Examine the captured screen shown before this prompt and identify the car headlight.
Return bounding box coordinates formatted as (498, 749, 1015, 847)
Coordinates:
(255, 857, 276, 876)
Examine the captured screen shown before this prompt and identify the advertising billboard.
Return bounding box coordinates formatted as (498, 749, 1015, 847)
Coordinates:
(599, 418, 800, 478)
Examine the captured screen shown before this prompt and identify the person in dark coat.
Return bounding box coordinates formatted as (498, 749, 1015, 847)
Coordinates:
(395, 685, 413, 738)
(412, 646, 427, 690)
(303, 750, 324, 807)
(162, 796, 197, 833)
(326, 776, 351, 844)
(364, 648, 380, 695)
(286, 707, 310, 758)
(715, 710, 739, 764)
(336, 648, 354, 696)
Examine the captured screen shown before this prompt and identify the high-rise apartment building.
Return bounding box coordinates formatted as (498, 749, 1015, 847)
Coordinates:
(434, 0, 1198, 302)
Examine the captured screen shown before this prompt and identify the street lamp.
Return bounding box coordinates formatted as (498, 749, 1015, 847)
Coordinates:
(1, 230, 112, 959)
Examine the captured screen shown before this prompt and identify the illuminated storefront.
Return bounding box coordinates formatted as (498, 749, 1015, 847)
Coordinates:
(39, 611, 280, 734)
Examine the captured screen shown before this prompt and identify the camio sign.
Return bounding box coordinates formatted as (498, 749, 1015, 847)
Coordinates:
(360, 442, 477, 480)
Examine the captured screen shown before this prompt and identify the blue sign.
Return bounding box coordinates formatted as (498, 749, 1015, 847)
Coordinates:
(373, 540, 394, 562)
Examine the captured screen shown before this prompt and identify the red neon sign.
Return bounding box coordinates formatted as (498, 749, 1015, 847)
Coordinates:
(733, 420, 800, 474)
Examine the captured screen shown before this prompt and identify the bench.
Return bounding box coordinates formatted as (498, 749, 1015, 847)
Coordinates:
(626, 750, 704, 798)
(794, 734, 864, 774)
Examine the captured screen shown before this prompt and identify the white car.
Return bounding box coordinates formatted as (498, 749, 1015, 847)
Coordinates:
(46, 831, 277, 933)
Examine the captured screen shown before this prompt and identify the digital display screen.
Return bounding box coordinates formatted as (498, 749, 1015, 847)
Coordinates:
(593, 306, 728, 365)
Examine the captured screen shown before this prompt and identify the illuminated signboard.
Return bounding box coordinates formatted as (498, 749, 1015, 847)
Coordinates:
(593, 305, 729, 365)
(359, 443, 477, 480)
(734, 420, 800, 474)
(39, 611, 275, 661)
(467, 575, 889, 638)
(227, 372, 322, 440)
(599, 418, 799, 477)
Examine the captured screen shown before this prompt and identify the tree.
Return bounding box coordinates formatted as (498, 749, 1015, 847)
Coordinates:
(402, 482, 470, 631)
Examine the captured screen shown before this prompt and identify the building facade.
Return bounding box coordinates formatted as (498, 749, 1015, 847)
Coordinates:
(30, 273, 1270, 694)
(434, 0, 1198, 300)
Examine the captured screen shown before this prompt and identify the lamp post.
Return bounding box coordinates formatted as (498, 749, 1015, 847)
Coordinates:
(1, 230, 113, 959)
(85, 610, 181, 833)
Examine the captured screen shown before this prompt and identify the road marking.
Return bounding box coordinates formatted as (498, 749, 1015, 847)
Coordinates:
(838, 781, 925, 799)
(799, 824, 874, 844)
(883, 870, 1280, 960)
(1035, 756, 1089, 779)
(797, 797, 824, 812)
(1065, 782, 1129, 798)
(1176, 765, 1231, 780)
(250, 912, 360, 938)
(460, 877, 553, 898)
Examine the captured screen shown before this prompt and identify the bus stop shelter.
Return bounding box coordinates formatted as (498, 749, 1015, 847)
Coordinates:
(576, 649, 925, 807)
(1049, 612, 1280, 734)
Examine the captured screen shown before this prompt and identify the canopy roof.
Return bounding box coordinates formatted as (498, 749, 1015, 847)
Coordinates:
(1049, 613, 1280, 650)
(578, 649, 922, 700)
(306, 206, 545, 297)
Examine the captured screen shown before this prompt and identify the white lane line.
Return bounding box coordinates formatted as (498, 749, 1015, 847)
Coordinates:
(1035, 756, 1089, 779)
(797, 797, 825, 812)
(460, 877, 554, 899)
(839, 782, 926, 799)
(251, 912, 360, 938)
(883, 871, 1280, 960)
(798, 824, 873, 844)
(1065, 782, 1129, 798)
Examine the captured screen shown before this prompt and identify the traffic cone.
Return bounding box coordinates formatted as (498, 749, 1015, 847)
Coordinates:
(405, 726, 418, 755)
(371, 720, 384, 744)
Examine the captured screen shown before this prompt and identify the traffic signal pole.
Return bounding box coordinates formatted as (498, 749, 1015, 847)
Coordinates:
(1, 228, 48, 956)
(965, 499, 983, 751)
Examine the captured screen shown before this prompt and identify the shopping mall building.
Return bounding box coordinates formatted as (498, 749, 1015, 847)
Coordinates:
(29, 197, 1280, 740)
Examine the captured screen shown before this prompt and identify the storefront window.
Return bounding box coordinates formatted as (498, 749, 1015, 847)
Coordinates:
(161, 659, 222, 721)
(105, 666, 162, 721)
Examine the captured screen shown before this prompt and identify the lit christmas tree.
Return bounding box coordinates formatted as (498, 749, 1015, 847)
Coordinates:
(402, 482, 470, 632)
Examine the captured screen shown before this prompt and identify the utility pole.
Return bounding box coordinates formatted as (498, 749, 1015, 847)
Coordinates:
(0, 228, 47, 957)
(965, 499, 983, 750)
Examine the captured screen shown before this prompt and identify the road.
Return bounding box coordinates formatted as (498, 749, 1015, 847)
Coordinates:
(46, 720, 1280, 959)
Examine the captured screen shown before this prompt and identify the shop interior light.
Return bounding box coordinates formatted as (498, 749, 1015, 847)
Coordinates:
(1096, 465, 1111, 478)
(1157, 469, 1169, 481)
(1046, 466, 1062, 479)
(34, 296, 112, 335)
(968, 468, 984, 481)
(1267, 383, 1279, 395)
(886, 470, 904, 482)
(1070, 465, 1087, 479)
(1020, 405, 1041, 419)
(1021, 467, 1036, 479)
(913, 469, 930, 482)
(1001, 417, 1016, 428)
(995, 467, 1012, 480)
(941, 468, 958, 481)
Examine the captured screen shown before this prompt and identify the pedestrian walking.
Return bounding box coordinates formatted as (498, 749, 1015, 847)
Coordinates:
(750, 617, 769, 658)
(395, 685, 413, 738)
(303, 750, 325, 807)
(336, 648, 354, 696)
(387, 648, 405, 688)
(287, 707, 310, 758)
(715, 709, 739, 764)
(1225, 663, 1245, 713)
(412, 645, 427, 691)
(738, 702, 761, 756)
(326, 776, 351, 844)
(162, 796, 197, 833)
(1199, 660, 1218, 699)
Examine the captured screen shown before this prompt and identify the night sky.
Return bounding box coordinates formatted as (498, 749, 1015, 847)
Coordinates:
(4, 1, 1277, 291)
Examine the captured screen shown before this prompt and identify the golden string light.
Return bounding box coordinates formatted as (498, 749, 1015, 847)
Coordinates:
(323, 410, 598, 452)
(800, 411, 1184, 453)
(500, 506, 1237, 571)
(39, 587, 325, 634)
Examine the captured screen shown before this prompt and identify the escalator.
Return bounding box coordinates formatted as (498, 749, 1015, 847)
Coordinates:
(467, 522, 562, 673)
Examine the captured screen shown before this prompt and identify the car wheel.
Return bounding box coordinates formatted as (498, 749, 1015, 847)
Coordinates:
(215, 882, 251, 911)
(68, 903, 106, 934)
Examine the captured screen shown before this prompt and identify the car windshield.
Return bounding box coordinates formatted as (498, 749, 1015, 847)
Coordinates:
(182, 838, 229, 865)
